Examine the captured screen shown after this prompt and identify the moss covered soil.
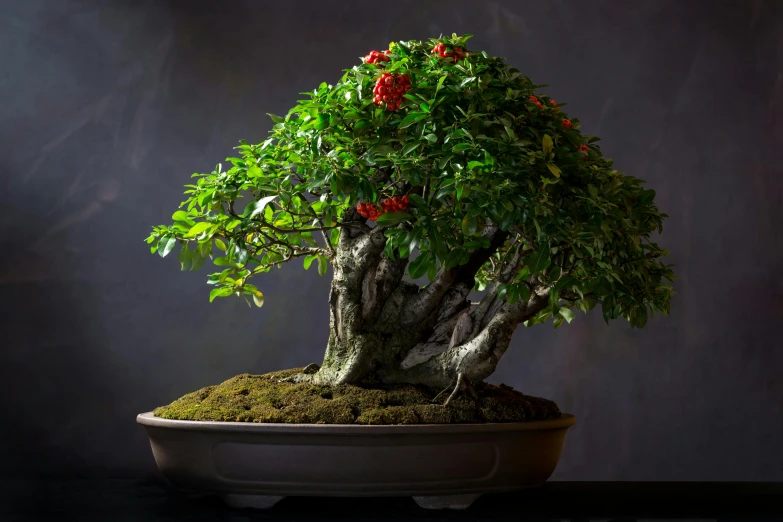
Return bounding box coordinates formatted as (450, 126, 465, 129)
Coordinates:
(153, 368, 561, 425)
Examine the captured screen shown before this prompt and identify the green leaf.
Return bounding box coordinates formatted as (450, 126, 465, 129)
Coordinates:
(157, 236, 177, 258)
(429, 229, 448, 259)
(435, 74, 447, 94)
(601, 295, 615, 324)
(631, 306, 648, 328)
(304, 254, 317, 270)
(401, 141, 420, 155)
(172, 210, 193, 223)
(546, 163, 561, 178)
(399, 111, 428, 129)
(209, 287, 232, 302)
(408, 252, 433, 279)
(408, 193, 428, 210)
(542, 134, 553, 154)
(313, 113, 329, 130)
(214, 238, 227, 251)
(244, 195, 278, 219)
(559, 307, 576, 324)
(190, 248, 205, 271)
(444, 248, 469, 270)
(187, 222, 213, 237)
(452, 143, 472, 153)
(462, 215, 478, 236)
(375, 211, 414, 226)
(252, 290, 265, 308)
(525, 243, 551, 275)
(177, 242, 191, 269)
(317, 255, 328, 276)
(518, 283, 531, 303)
(234, 246, 248, 266)
(424, 133, 438, 143)
(212, 256, 234, 267)
(267, 113, 285, 123)
(353, 120, 373, 136)
(438, 154, 454, 169)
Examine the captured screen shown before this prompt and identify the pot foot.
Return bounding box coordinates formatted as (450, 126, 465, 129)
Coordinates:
(221, 493, 285, 509)
(412, 493, 481, 510)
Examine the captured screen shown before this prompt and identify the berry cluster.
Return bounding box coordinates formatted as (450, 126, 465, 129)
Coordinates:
(364, 49, 390, 64)
(579, 143, 590, 162)
(356, 195, 409, 222)
(561, 118, 573, 129)
(432, 43, 466, 61)
(372, 73, 411, 112)
(528, 95, 543, 109)
(529, 95, 559, 109)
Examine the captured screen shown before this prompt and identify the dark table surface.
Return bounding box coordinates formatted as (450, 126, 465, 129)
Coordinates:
(2, 479, 782, 521)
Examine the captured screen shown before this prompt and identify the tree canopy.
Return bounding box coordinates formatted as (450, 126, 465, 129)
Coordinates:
(146, 34, 674, 329)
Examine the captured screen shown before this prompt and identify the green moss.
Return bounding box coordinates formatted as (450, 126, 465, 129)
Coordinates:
(153, 368, 561, 425)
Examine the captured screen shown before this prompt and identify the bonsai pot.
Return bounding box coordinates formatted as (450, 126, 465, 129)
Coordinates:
(137, 412, 575, 510)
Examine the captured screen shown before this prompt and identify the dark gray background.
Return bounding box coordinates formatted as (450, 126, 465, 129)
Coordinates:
(1, 0, 781, 481)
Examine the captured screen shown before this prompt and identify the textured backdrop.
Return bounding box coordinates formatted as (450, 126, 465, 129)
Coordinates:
(1, 0, 781, 481)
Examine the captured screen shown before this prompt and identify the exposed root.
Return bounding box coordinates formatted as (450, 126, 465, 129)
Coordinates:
(277, 372, 314, 384)
(443, 372, 465, 407)
(302, 363, 320, 374)
(432, 372, 480, 406)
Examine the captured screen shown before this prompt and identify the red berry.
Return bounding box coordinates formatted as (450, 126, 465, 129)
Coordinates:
(401, 194, 408, 205)
(550, 100, 557, 106)
(384, 77, 394, 85)
(562, 119, 572, 128)
(386, 103, 395, 111)
(579, 144, 589, 152)
(529, 95, 538, 102)
(535, 101, 543, 109)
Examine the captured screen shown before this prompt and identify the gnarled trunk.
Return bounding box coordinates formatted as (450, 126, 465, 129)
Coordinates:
(305, 211, 550, 389)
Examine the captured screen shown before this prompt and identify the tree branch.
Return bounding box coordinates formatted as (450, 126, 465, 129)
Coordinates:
(401, 226, 510, 324)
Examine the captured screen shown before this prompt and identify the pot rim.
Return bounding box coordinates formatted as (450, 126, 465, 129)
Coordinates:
(136, 411, 575, 434)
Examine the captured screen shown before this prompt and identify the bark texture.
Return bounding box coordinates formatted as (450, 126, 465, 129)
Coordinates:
(303, 213, 550, 389)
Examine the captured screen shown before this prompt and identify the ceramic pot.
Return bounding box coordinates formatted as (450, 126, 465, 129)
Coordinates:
(137, 412, 575, 510)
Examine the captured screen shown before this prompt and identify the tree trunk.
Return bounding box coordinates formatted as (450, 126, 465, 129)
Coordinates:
(302, 211, 550, 389)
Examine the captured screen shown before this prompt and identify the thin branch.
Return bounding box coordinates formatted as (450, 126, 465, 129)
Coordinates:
(295, 193, 335, 256)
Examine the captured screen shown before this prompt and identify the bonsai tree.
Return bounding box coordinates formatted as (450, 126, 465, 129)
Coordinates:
(146, 34, 674, 402)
